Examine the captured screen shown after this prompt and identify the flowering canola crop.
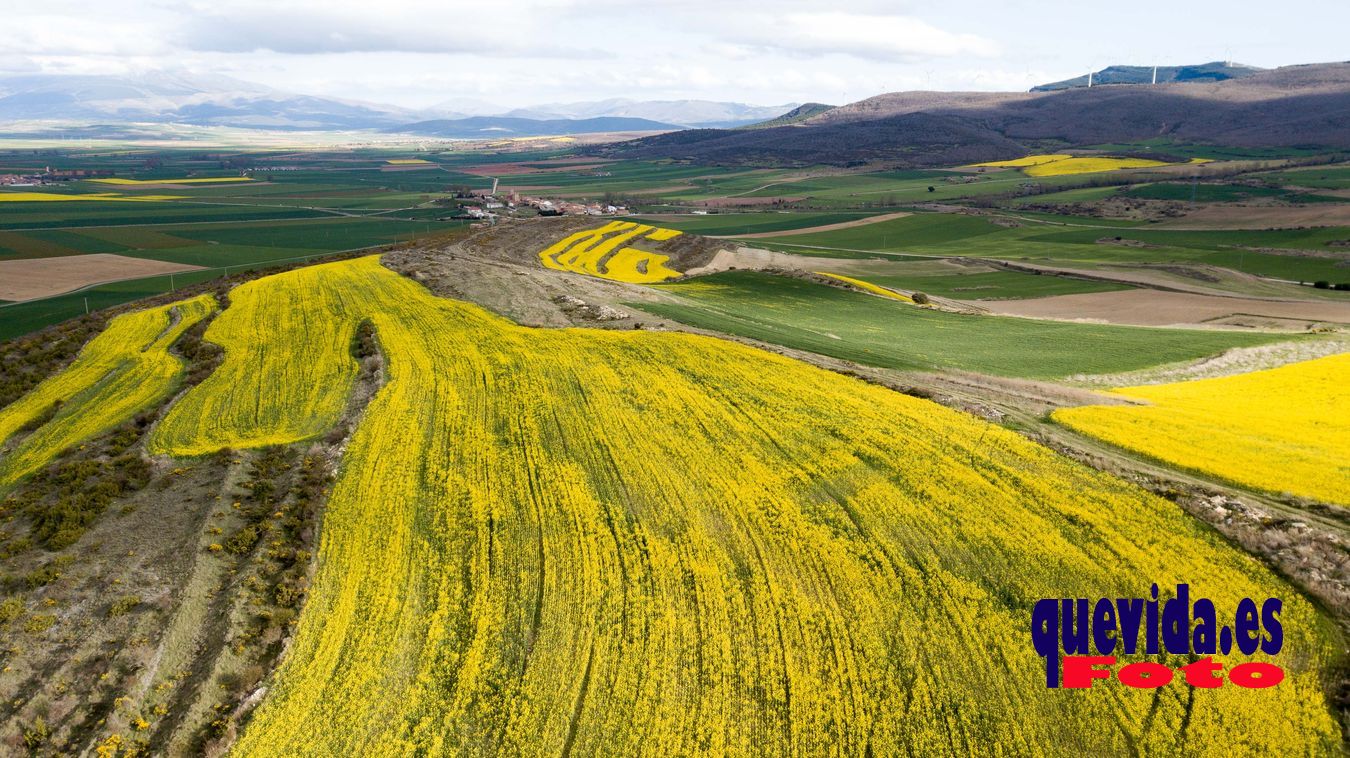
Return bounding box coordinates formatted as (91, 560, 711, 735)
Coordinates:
(815, 272, 915, 302)
(0, 295, 215, 485)
(538, 221, 683, 283)
(149, 265, 372, 456)
(133, 257, 1341, 755)
(973, 154, 1171, 177)
(1054, 353, 1350, 505)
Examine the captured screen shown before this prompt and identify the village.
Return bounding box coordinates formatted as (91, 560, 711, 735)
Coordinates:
(0, 167, 114, 186)
(451, 178, 629, 221)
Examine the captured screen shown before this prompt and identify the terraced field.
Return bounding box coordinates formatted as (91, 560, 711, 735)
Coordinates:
(0, 294, 215, 485)
(537, 220, 683, 283)
(1054, 353, 1350, 504)
(137, 257, 1343, 754)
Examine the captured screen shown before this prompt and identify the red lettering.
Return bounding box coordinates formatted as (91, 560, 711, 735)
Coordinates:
(1180, 657, 1225, 688)
(1118, 661, 1174, 688)
(1229, 662, 1284, 689)
(1062, 656, 1115, 688)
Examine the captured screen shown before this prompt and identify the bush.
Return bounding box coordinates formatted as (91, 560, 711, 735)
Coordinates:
(107, 594, 142, 617)
(22, 717, 49, 749)
(224, 524, 260, 555)
(23, 613, 56, 633)
(1313, 280, 1330, 289)
(0, 597, 22, 624)
(911, 291, 931, 305)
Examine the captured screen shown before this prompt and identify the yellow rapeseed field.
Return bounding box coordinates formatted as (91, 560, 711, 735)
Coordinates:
(135, 257, 1339, 755)
(0, 295, 215, 486)
(149, 265, 372, 456)
(1054, 352, 1350, 505)
(816, 272, 914, 302)
(538, 221, 684, 283)
(974, 154, 1074, 168)
(974, 154, 1170, 177)
(385, 159, 432, 165)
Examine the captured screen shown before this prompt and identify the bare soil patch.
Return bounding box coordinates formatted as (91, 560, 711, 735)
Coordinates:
(684, 246, 862, 276)
(974, 288, 1350, 328)
(0, 254, 204, 301)
(1156, 203, 1350, 229)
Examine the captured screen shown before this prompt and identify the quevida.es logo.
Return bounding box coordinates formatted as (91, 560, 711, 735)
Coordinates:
(1032, 584, 1284, 689)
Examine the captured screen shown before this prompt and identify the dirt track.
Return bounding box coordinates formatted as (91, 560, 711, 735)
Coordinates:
(717, 211, 912, 239)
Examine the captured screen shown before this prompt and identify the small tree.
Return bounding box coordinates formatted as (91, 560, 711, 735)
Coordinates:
(911, 291, 930, 305)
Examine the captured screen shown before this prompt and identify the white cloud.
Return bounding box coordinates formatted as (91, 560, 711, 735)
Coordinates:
(724, 12, 1000, 61)
(0, 0, 1344, 109)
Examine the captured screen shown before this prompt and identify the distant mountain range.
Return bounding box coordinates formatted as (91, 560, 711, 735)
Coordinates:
(493, 99, 797, 128)
(0, 72, 793, 135)
(1033, 61, 1264, 91)
(385, 116, 684, 139)
(0, 72, 415, 130)
(597, 62, 1350, 166)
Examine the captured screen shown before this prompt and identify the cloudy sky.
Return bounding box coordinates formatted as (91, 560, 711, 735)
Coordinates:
(2, 0, 1346, 109)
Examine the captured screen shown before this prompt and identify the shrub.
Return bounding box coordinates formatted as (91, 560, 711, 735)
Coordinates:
(224, 525, 260, 555)
(0, 597, 22, 624)
(23, 717, 49, 749)
(911, 291, 931, 305)
(107, 595, 142, 618)
(24, 613, 56, 633)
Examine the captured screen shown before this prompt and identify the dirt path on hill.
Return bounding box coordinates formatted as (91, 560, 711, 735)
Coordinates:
(716, 211, 913, 239)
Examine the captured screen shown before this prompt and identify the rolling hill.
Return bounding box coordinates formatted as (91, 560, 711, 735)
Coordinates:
(740, 102, 835, 129)
(1033, 61, 1265, 91)
(598, 62, 1350, 165)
